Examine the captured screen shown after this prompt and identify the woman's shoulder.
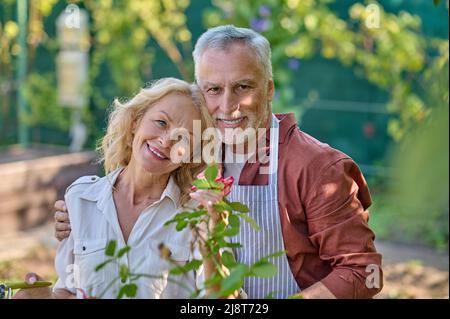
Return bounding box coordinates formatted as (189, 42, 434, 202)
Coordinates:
(65, 169, 121, 201)
(65, 175, 102, 195)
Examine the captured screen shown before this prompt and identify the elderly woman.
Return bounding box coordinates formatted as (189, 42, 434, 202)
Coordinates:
(14, 78, 219, 299)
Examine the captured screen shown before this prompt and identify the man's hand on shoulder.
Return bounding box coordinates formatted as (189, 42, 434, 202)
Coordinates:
(54, 200, 71, 241)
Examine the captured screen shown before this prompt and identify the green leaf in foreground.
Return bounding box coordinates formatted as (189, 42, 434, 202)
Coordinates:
(219, 264, 249, 297)
(176, 220, 188, 231)
(205, 164, 218, 183)
(228, 201, 250, 213)
(239, 213, 260, 231)
(192, 179, 211, 189)
(105, 240, 117, 257)
(251, 262, 277, 278)
(95, 259, 113, 272)
(213, 201, 233, 212)
(120, 264, 129, 283)
(221, 251, 237, 269)
(170, 259, 203, 275)
(118, 283, 137, 299)
(117, 246, 131, 257)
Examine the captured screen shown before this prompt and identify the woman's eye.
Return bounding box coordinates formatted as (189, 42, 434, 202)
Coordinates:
(156, 120, 167, 127)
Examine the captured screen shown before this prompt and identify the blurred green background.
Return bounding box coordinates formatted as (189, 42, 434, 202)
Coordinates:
(0, 0, 448, 252)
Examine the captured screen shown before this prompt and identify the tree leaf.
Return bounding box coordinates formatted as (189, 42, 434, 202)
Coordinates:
(287, 293, 304, 299)
(265, 292, 276, 299)
(117, 283, 137, 299)
(105, 240, 117, 257)
(185, 259, 203, 271)
(176, 220, 188, 231)
(221, 251, 237, 269)
(210, 180, 225, 189)
(218, 264, 248, 297)
(170, 259, 203, 275)
(164, 210, 207, 226)
(95, 259, 112, 272)
(212, 221, 226, 234)
(192, 179, 211, 189)
(187, 209, 207, 219)
(117, 246, 131, 258)
(239, 213, 260, 231)
(263, 250, 286, 259)
(251, 262, 277, 278)
(229, 214, 240, 228)
(119, 264, 129, 283)
(214, 201, 233, 212)
(228, 201, 250, 213)
(205, 164, 219, 183)
(225, 242, 242, 249)
(223, 225, 239, 237)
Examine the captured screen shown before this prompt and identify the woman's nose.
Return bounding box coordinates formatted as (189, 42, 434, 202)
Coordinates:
(158, 132, 173, 149)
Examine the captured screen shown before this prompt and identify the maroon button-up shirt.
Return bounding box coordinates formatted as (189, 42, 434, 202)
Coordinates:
(236, 113, 383, 298)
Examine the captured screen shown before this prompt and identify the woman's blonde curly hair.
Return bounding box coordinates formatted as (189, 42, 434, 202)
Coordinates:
(98, 77, 215, 205)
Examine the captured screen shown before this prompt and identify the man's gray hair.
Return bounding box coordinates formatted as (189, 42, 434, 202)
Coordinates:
(193, 25, 272, 83)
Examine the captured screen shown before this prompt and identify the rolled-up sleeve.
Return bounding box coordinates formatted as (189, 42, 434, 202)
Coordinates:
(305, 158, 383, 298)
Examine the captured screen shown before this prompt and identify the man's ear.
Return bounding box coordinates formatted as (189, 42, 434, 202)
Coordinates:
(267, 79, 275, 102)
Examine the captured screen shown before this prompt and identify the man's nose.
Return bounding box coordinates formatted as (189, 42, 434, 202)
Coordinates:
(220, 90, 239, 114)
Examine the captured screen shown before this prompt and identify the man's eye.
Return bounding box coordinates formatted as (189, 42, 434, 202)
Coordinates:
(238, 84, 250, 91)
(207, 87, 221, 94)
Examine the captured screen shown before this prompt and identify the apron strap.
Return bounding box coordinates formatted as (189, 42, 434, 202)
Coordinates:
(267, 114, 280, 185)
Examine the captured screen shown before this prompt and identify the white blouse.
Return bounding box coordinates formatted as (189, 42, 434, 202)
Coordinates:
(53, 168, 202, 299)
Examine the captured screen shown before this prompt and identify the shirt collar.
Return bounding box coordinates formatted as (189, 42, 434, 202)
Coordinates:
(80, 167, 181, 210)
(161, 174, 181, 209)
(265, 113, 298, 145)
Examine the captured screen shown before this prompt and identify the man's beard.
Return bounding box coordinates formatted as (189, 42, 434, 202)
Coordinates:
(252, 99, 272, 131)
(223, 99, 272, 156)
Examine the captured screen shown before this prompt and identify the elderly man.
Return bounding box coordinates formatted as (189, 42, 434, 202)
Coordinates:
(54, 25, 382, 299)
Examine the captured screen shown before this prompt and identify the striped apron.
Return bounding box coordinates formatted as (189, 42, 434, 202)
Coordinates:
(227, 115, 300, 299)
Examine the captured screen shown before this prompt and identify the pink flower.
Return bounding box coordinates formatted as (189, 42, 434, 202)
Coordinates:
(196, 171, 206, 180)
(217, 175, 234, 196)
(192, 169, 234, 196)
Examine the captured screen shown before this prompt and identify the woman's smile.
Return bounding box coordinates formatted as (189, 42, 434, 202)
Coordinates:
(145, 143, 169, 161)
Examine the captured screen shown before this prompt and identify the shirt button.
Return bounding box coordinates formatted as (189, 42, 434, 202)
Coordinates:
(82, 246, 86, 251)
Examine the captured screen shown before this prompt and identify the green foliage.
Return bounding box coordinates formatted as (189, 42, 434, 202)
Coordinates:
(93, 164, 285, 299)
(118, 283, 137, 299)
(82, 0, 193, 99)
(164, 163, 283, 298)
(105, 239, 117, 257)
(1, 0, 194, 146)
(22, 73, 72, 130)
(369, 102, 448, 250)
(204, 0, 448, 142)
(391, 105, 448, 249)
(0, 0, 59, 140)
